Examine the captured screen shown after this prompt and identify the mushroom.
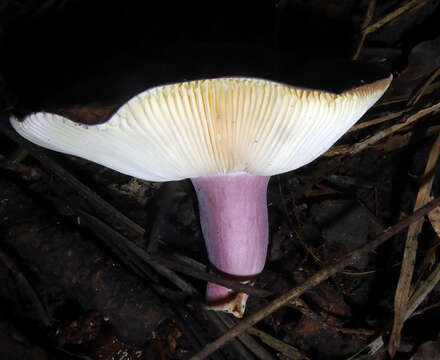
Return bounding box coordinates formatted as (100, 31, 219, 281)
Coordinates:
(10, 75, 392, 317)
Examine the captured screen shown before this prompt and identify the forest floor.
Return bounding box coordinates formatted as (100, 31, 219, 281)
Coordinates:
(1, 1, 440, 359)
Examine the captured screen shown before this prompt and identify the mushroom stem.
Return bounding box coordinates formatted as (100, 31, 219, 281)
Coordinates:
(191, 173, 270, 317)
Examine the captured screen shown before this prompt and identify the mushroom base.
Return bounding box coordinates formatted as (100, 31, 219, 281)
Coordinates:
(191, 173, 270, 317)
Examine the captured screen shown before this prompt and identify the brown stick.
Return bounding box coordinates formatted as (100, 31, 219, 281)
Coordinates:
(347, 110, 405, 133)
(388, 132, 440, 357)
(353, 0, 430, 60)
(189, 195, 440, 360)
(325, 102, 440, 157)
(407, 67, 440, 106)
(215, 312, 277, 360)
(246, 327, 310, 360)
(362, 0, 431, 36)
(204, 311, 255, 360)
(352, 0, 376, 60)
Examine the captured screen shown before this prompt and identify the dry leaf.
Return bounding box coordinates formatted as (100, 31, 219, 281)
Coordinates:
(167, 327, 182, 354)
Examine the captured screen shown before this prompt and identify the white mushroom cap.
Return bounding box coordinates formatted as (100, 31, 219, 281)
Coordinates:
(11, 76, 392, 181)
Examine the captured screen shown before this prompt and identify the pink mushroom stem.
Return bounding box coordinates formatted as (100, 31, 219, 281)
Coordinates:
(191, 173, 270, 317)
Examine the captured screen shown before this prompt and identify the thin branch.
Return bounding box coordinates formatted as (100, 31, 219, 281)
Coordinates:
(246, 327, 310, 360)
(78, 210, 199, 296)
(347, 110, 405, 133)
(325, 102, 440, 157)
(216, 313, 276, 360)
(352, 0, 376, 60)
(176, 307, 227, 360)
(353, 0, 430, 60)
(287, 299, 374, 337)
(204, 311, 256, 360)
(363, 0, 431, 36)
(157, 258, 271, 298)
(389, 132, 440, 357)
(370, 125, 440, 153)
(408, 67, 440, 106)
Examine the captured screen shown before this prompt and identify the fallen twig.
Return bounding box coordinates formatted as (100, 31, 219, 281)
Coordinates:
(216, 312, 276, 360)
(371, 125, 440, 152)
(353, 0, 430, 60)
(407, 67, 440, 106)
(325, 102, 440, 157)
(352, 0, 376, 60)
(156, 258, 271, 298)
(78, 210, 199, 296)
(389, 132, 440, 357)
(363, 0, 431, 36)
(189, 195, 440, 360)
(176, 307, 227, 360)
(287, 299, 374, 338)
(347, 110, 405, 133)
(204, 311, 255, 360)
(246, 327, 310, 360)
